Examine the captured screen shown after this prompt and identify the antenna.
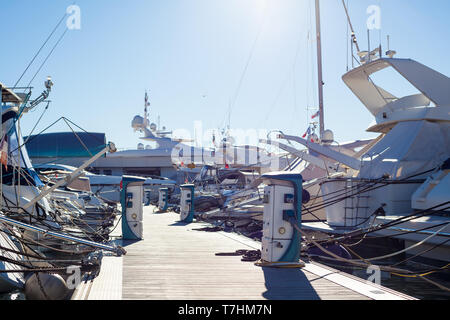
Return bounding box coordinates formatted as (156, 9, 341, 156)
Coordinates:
(385, 35, 397, 58)
(144, 90, 150, 127)
(341, 0, 361, 53)
(228, 100, 231, 131)
(342, 0, 363, 68)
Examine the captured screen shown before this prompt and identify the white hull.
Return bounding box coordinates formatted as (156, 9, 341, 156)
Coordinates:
(0, 231, 24, 293)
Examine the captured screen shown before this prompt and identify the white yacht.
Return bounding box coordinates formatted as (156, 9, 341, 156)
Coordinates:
(0, 83, 26, 293)
(33, 163, 176, 203)
(27, 95, 287, 184)
(257, 0, 450, 263)
(258, 0, 374, 222)
(300, 56, 450, 262)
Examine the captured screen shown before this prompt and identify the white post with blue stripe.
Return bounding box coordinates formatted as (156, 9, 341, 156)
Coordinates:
(261, 172, 304, 266)
(180, 184, 195, 223)
(121, 176, 146, 240)
(158, 187, 169, 212)
(144, 190, 151, 206)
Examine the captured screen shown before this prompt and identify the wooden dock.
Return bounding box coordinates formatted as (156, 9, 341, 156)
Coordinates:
(73, 206, 415, 300)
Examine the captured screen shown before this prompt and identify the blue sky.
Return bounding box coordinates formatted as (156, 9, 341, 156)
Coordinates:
(1, 0, 450, 150)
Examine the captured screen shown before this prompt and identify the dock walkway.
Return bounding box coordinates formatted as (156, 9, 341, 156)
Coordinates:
(73, 206, 415, 300)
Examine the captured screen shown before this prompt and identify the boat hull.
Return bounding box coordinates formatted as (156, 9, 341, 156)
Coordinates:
(0, 231, 24, 293)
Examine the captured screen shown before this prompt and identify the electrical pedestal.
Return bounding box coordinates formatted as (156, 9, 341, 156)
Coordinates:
(158, 188, 169, 212)
(121, 176, 146, 240)
(180, 184, 195, 223)
(260, 172, 304, 267)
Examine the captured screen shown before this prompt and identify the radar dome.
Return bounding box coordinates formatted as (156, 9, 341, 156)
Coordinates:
(132, 116, 145, 130)
(137, 143, 144, 150)
(322, 130, 334, 144)
(150, 123, 157, 131)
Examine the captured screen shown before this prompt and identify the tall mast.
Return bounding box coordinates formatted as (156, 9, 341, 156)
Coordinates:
(315, 0, 325, 140)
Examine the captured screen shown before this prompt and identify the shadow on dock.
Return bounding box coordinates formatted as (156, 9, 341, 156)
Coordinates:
(168, 222, 191, 227)
(151, 211, 167, 215)
(262, 267, 320, 300)
(120, 239, 141, 247)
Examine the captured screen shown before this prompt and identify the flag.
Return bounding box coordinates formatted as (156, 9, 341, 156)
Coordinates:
(0, 137, 8, 170)
(302, 127, 311, 138)
(311, 111, 320, 119)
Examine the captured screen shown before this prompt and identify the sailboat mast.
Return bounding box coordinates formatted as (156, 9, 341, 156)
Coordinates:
(315, 0, 325, 140)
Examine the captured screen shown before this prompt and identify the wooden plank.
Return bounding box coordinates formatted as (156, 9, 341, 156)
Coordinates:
(121, 207, 370, 300)
(87, 256, 122, 300)
(80, 205, 414, 300)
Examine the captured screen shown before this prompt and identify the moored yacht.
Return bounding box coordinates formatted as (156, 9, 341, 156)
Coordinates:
(301, 56, 450, 262)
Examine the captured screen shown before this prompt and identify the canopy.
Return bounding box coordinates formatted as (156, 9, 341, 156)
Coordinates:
(0, 83, 22, 104)
(342, 58, 450, 116)
(25, 132, 107, 158)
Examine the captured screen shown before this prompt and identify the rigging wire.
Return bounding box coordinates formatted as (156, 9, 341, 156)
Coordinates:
(303, 166, 437, 215)
(63, 117, 107, 145)
(345, 0, 349, 71)
(312, 202, 450, 247)
(22, 101, 51, 147)
(1, 114, 115, 246)
(25, 27, 69, 91)
(263, 6, 306, 131)
(392, 238, 450, 268)
(13, 13, 68, 89)
(303, 222, 450, 264)
(221, 1, 269, 130)
(297, 223, 450, 292)
(62, 117, 94, 157)
(10, 116, 107, 156)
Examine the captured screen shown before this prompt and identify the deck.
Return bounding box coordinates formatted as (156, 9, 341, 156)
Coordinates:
(73, 206, 415, 300)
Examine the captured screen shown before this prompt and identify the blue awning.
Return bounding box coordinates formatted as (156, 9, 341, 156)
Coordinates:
(25, 132, 107, 158)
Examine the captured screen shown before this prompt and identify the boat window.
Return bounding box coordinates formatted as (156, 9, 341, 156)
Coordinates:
(88, 168, 100, 175)
(369, 67, 428, 104)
